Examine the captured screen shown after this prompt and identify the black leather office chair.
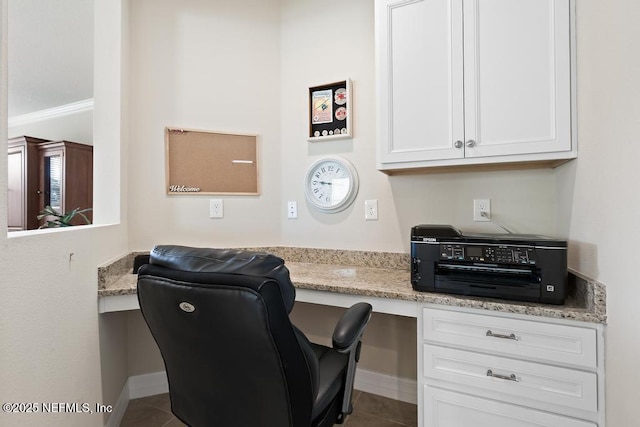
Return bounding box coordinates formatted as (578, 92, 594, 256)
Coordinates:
(137, 245, 372, 427)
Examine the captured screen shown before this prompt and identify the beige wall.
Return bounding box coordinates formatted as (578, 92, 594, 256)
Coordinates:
(291, 303, 418, 380)
(126, 311, 165, 376)
(127, 0, 559, 254)
(126, 0, 283, 250)
(563, 1, 640, 425)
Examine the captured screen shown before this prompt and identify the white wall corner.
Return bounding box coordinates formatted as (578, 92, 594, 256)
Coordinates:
(105, 372, 169, 426)
(104, 377, 130, 427)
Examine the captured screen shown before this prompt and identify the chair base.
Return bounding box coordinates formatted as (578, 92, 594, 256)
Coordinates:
(312, 389, 349, 427)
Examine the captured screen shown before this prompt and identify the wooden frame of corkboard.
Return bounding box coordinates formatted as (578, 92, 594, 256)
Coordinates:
(165, 127, 259, 195)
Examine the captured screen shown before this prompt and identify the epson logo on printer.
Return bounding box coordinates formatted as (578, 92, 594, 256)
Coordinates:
(423, 237, 437, 242)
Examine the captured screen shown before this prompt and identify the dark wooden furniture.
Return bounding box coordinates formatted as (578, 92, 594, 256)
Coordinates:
(7, 136, 93, 231)
(7, 136, 48, 231)
(38, 140, 93, 226)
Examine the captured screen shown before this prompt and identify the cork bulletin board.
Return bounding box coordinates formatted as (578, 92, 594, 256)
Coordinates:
(165, 128, 259, 195)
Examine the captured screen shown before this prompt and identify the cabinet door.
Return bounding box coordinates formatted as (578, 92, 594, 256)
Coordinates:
(7, 147, 26, 230)
(424, 386, 596, 427)
(463, 0, 572, 158)
(376, 0, 464, 165)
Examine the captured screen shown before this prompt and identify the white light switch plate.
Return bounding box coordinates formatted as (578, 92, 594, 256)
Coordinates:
(287, 201, 298, 219)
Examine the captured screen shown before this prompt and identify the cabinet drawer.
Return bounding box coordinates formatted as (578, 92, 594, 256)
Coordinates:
(423, 308, 597, 369)
(424, 345, 598, 413)
(424, 386, 597, 427)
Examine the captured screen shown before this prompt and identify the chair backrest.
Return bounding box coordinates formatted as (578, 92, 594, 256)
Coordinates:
(137, 246, 314, 427)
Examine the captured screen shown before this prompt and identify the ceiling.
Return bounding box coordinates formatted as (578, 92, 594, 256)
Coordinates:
(8, 0, 94, 117)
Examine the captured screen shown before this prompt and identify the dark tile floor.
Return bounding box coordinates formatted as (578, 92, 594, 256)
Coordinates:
(120, 390, 417, 427)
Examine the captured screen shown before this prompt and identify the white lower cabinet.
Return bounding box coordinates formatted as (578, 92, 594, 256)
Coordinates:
(424, 386, 596, 427)
(420, 307, 604, 427)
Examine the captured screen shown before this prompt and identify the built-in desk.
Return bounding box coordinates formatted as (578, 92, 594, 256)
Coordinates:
(97, 248, 607, 427)
(98, 249, 605, 323)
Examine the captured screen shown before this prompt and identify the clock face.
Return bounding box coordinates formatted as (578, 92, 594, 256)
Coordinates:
(304, 157, 359, 213)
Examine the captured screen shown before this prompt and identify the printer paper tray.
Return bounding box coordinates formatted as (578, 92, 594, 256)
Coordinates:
(434, 278, 541, 303)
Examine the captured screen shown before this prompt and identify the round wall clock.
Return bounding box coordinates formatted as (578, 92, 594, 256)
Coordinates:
(304, 156, 359, 213)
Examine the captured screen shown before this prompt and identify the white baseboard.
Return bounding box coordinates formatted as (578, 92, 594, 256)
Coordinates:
(105, 368, 416, 425)
(104, 372, 171, 427)
(128, 371, 169, 399)
(122, 367, 415, 400)
(104, 379, 131, 427)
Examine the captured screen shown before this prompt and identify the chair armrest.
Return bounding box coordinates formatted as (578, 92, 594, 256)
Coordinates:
(332, 302, 372, 352)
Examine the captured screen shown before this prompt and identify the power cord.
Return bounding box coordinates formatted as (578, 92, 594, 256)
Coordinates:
(480, 211, 515, 234)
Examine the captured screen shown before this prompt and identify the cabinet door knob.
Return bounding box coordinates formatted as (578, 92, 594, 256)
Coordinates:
(36, 190, 42, 194)
(454, 140, 463, 149)
(465, 139, 476, 147)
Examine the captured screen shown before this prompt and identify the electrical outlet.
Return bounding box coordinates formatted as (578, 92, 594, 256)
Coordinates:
(209, 199, 224, 218)
(365, 199, 378, 220)
(287, 201, 298, 219)
(473, 199, 491, 221)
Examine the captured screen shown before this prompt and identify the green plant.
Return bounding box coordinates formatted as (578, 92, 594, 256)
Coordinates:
(37, 205, 92, 228)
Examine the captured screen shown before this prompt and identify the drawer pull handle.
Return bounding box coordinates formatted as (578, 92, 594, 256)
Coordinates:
(486, 369, 519, 382)
(486, 330, 519, 341)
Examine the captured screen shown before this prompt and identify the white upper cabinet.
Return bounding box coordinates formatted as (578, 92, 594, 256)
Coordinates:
(376, 0, 575, 172)
(376, 0, 465, 164)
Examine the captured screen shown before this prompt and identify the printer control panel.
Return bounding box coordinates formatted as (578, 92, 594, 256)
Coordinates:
(440, 244, 537, 265)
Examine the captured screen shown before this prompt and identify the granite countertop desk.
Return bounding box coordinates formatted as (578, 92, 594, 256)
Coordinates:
(98, 247, 606, 323)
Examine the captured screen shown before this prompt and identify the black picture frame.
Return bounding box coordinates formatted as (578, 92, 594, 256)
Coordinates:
(308, 78, 352, 141)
